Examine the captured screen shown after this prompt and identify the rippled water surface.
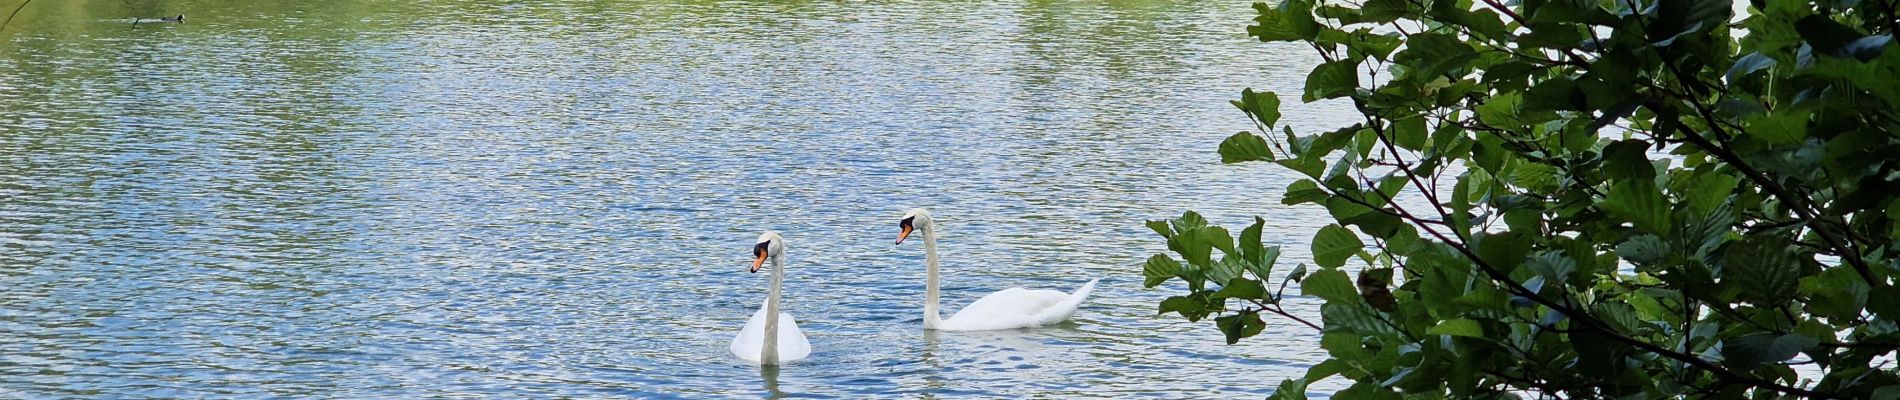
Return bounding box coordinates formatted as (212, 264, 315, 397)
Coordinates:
(1, 1, 1360, 397)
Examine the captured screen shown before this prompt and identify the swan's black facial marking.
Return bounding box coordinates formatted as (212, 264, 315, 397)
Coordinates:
(751, 241, 771, 273)
(896, 216, 917, 245)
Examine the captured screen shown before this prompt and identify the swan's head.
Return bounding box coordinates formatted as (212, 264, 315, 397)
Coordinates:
(895, 208, 933, 245)
(751, 231, 785, 273)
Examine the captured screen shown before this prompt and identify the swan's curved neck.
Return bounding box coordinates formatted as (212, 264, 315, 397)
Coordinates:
(922, 223, 944, 329)
(762, 254, 784, 365)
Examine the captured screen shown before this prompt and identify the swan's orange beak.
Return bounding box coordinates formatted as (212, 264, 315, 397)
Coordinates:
(751, 246, 768, 273)
(896, 225, 913, 245)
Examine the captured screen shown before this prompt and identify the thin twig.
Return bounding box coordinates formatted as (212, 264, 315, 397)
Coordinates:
(1, 0, 33, 33)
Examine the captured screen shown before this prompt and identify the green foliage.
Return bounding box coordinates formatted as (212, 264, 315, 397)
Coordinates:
(1144, 0, 1900, 397)
(1145, 212, 1289, 329)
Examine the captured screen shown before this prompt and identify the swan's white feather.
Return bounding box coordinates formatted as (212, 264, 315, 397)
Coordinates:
(729, 302, 811, 364)
(938, 278, 1099, 331)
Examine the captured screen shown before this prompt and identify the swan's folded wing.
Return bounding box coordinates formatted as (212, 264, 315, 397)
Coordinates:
(730, 307, 771, 362)
(944, 287, 1072, 330)
(732, 309, 812, 363)
(1035, 278, 1099, 326)
(776, 313, 812, 361)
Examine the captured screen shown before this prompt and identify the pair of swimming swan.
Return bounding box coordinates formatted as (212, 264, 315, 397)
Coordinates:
(729, 208, 1102, 365)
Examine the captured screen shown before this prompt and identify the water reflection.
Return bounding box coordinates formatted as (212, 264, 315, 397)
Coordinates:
(1, 0, 1356, 397)
(919, 329, 946, 392)
(759, 365, 784, 399)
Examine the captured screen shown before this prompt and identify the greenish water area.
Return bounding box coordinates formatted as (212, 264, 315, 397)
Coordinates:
(0, 0, 1359, 397)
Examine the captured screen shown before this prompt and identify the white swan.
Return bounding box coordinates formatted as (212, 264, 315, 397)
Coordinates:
(895, 208, 1100, 331)
(730, 232, 811, 365)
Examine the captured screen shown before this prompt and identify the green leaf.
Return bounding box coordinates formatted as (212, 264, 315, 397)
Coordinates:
(1334, 381, 1392, 399)
(1483, 61, 1536, 93)
(1649, 0, 1726, 48)
(1383, 224, 1419, 254)
(1795, 15, 1862, 57)
(1686, 203, 1735, 263)
(1219, 132, 1276, 163)
(1314, 5, 1361, 24)
(1239, 217, 1277, 279)
(1726, 52, 1776, 82)
(1268, 379, 1310, 400)
(1158, 292, 1224, 322)
(1345, 30, 1403, 61)
(1322, 302, 1397, 335)
(1616, 234, 1669, 265)
(1215, 312, 1267, 344)
(1311, 224, 1364, 269)
(1284, 263, 1309, 285)
(1158, 295, 1199, 318)
(1214, 277, 1268, 300)
(1594, 301, 1642, 334)
(1476, 231, 1532, 271)
(1338, 210, 1403, 241)
(1838, 34, 1895, 61)
(1359, 0, 1404, 22)
(1142, 254, 1183, 288)
(1683, 171, 1740, 217)
(1319, 331, 1369, 361)
(1472, 134, 1507, 173)
(1393, 32, 1478, 82)
(1721, 332, 1818, 368)
(1746, 109, 1809, 146)
(1799, 266, 1870, 320)
(1202, 225, 1235, 255)
(1600, 140, 1656, 181)
(1304, 59, 1360, 102)
(1449, 173, 1473, 231)
(1283, 179, 1330, 205)
(1509, 161, 1561, 193)
(1526, 251, 1578, 285)
(1873, 385, 1900, 400)
(1145, 220, 1173, 238)
(1281, 0, 1321, 40)
(1601, 180, 1672, 235)
(1171, 211, 1208, 233)
(1303, 359, 1351, 383)
(1524, 77, 1585, 112)
(1207, 254, 1246, 286)
(1464, 9, 1507, 39)
(1247, 3, 1301, 42)
(1242, 89, 1283, 128)
(1394, 115, 1427, 150)
(1722, 235, 1802, 305)
(1476, 92, 1523, 127)
(1568, 330, 1625, 374)
(1168, 228, 1215, 267)
(1302, 267, 1359, 304)
(1277, 155, 1327, 179)
(1427, 318, 1483, 338)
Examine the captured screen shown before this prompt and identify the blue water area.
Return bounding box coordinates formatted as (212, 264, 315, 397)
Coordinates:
(0, 1, 1359, 397)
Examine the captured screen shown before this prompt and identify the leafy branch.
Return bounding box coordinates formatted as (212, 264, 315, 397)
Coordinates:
(1146, 0, 1900, 398)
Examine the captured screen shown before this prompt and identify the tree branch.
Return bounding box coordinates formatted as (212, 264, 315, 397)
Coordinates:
(1, 0, 31, 33)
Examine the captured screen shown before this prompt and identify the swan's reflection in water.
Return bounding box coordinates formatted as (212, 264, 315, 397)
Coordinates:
(759, 365, 784, 399)
(920, 330, 945, 398)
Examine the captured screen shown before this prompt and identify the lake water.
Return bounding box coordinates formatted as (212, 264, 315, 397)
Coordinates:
(0, 1, 1361, 397)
